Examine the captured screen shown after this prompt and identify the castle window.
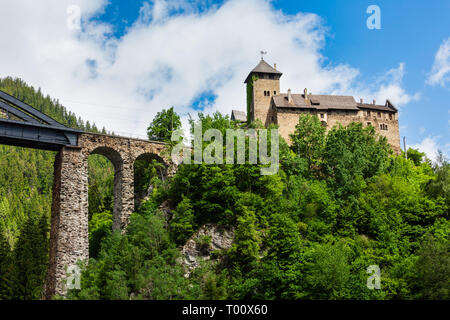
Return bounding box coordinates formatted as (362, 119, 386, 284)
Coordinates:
(274, 91, 276, 95)
(378, 112, 381, 117)
(367, 111, 371, 117)
(389, 114, 392, 120)
(367, 122, 372, 126)
(271, 116, 274, 121)
(320, 113, 324, 119)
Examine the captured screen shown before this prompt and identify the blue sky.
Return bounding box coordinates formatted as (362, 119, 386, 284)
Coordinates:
(0, 0, 448, 159)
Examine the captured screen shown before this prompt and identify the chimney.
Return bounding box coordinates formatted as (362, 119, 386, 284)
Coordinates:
(304, 88, 308, 101)
(287, 88, 293, 103)
(274, 63, 277, 70)
(373, 99, 376, 105)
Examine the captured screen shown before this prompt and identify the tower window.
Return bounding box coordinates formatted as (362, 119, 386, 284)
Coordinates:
(389, 114, 392, 120)
(378, 112, 381, 117)
(274, 91, 276, 95)
(367, 111, 371, 117)
(320, 113, 324, 119)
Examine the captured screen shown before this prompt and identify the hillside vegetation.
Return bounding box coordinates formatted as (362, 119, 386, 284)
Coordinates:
(0, 78, 448, 300)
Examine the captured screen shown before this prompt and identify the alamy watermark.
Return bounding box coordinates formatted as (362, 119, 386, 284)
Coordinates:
(171, 122, 279, 175)
(366, 5, 381, 30)
(65, 264, 81, 290)
(67, 5, 81, 31)
(366, 265, 381, 290)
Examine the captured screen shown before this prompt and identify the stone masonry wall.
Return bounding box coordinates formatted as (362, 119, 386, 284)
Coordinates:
(275, 109, 401, 154)
(252, 78, 280, 126)
(45, 147, 89, 299)
(45, 132, 172, 298)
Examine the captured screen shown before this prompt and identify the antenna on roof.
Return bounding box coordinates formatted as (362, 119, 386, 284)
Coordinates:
(260, 50, 267, 60)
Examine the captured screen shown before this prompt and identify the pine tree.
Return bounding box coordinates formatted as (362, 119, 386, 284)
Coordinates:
(12, 213, 49, 300)
(0, 233, 16, 299)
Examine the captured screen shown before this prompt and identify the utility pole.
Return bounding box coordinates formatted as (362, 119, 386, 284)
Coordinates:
(403, 136, 407, 159)
(171, 106, 174, 132)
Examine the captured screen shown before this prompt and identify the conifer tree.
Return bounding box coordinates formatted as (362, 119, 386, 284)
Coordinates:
(0, 233, 15, 299)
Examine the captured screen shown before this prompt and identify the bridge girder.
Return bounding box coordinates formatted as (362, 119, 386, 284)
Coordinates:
(0, 90, 82, 150)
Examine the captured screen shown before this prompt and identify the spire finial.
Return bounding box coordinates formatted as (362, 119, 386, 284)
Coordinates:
(260, 50, 267, 60)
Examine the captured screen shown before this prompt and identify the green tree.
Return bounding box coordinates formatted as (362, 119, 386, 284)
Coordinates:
(0, 233, 15, 299)
(415, 233, 449, 299)
(323, 122, 390, 198)
(426, 151, 450, 207)
(304, 242, 352, 299)
(13, 213, 49, 300)
(228, 205, 261, 272)
(89, 211, 112, 258)
(170, 197, 195, 245)
(289, 114, 326, 173)
(147, 107, 181, 142)
(406, 148, 425, 166)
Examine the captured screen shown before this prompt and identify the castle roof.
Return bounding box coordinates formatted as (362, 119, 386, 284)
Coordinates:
(244, 59, 282, 83)
(273, 93, 397, 113)
(357, 99, 397, 112)
(231, 110, 247, 122)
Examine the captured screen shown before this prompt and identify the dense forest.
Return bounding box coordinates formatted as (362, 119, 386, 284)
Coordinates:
(0, 77, 115, 299)
(0, 78, 448, 300)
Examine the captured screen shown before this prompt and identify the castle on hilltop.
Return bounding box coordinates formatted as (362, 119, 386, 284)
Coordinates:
(231, 58, 401, 154)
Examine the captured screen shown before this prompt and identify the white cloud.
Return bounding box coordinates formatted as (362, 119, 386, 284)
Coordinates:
(0, 0, 419, 138)
(411, 136, 443, 163)
(349, 63, 420, 108)
(427, 37, 450, 86)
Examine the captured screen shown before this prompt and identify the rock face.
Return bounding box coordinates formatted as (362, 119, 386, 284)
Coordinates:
(158, 200, 174, 228)
(181, 224, 235, 277)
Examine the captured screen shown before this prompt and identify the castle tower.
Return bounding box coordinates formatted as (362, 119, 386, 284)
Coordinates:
(244, 58, 282, 126)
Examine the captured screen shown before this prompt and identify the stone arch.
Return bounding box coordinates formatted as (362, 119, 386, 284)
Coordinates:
(90, 146, 123, 169)
(89, 146, 125, 231)
(134, 152, 168, 178)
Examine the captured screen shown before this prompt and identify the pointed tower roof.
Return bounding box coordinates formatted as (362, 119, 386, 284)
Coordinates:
(244, 59, 282, 83)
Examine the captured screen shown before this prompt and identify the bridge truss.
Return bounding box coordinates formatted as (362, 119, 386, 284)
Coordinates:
(0, 90, 81, 151)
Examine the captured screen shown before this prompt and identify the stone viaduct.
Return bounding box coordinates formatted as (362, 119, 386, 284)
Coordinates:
(45, 132, 172, 299)
(0, 90, 175, 299)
